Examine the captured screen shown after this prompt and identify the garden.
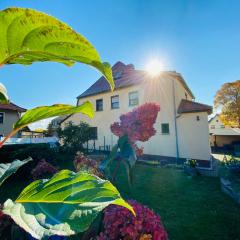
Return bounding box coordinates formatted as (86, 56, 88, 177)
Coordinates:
(0, 6, 240, 240)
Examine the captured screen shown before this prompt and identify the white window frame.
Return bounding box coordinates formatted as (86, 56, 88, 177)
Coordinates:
(129, 91, 139, 106)
(111, 95, 119, 109)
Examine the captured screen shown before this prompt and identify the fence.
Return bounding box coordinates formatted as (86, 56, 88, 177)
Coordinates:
(0, 137, 59, 145)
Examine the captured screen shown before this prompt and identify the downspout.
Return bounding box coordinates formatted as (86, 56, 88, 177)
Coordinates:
(172, 78, 180, 163)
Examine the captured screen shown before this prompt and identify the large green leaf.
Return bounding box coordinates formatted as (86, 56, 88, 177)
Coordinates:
(14, 101, 93, 130)
(0, 158, 32, 186)
(0, 82, 9, 103)
(0, 7, 114, 90)
(3, 170, 134, 239)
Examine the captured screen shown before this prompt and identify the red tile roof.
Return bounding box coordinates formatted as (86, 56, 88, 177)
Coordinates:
(178, 99, 212, 115)
(0, 102, 26, 112)
(77, 61, 195, 99)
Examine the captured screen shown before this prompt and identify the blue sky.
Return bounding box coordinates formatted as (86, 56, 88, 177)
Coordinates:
(0, 0, 240, 128)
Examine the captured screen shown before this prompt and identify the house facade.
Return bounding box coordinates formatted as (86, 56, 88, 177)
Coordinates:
(0, 102, 26, 138)
(61, 62, 212, 168)
(209, 114, 240, 147)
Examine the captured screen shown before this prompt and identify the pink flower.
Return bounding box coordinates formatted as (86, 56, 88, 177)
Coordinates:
(97, 200, 168, 240)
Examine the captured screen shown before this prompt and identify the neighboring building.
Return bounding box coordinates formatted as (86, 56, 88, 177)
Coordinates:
(49, 116, 67, 136)
(21, 126, 45, 138)
(209, 114, 240, 147)
(61, 61, 212, 168)
(0, 102, 26, 137)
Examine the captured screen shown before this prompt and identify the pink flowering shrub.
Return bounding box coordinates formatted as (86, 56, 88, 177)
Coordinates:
(74, 152, 103, 177)
(98, 200, 168, 240)
(31, 159, 58, 180)
(111, 103, 160, 156)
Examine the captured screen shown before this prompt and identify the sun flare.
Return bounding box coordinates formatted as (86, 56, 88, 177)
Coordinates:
(145, 59, 164, 77)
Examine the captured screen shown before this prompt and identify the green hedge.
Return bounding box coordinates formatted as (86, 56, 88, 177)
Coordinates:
(0, 144, 57, 163)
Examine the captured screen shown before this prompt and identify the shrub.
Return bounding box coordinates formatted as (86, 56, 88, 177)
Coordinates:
(111, 103, 160, 156)
(31, 159, 58, 180)
(98, 200, 168, 240)
(2, 143, 58, 165)
(74, 152, 103, 177)
(58, 121, 92, 154)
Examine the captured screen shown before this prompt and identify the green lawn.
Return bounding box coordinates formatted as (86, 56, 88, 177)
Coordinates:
(1, 161, 240, 240)
(113, 163, 240, 240)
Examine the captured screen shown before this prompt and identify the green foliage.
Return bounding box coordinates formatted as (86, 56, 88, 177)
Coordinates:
(58, 121, 92, 153)
(0, 158, 32, 186)
(0, 7, 114, 90)
(0, 83, 9, 104)
(0, 143, 57, 163)
(14, 102, 93, 130)
(0, 7, 132, 239)
(214, 80, 240, 127)
(3, 170, 134, 239)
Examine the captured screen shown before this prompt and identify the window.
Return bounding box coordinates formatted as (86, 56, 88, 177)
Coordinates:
(0, 113, 4, 124)
(96, 99, 103, 111)
(161, 123, 170, 134)
(129, 91, 139, 106)
(111, 95, 119, 109)
(89, 127, 98, 140)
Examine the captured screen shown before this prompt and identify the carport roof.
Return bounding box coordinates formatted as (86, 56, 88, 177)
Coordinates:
(210, 128, 240, 136)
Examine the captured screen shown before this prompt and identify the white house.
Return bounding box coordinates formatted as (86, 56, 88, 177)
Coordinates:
(209, 114, 240, 147)
(61, 61, 212, 168)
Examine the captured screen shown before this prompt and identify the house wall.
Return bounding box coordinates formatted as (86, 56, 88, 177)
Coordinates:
(209, 115, 225, 129)
(61, 74, 211, 161)
(0, 110, 20, 137)
(177, 112, 211, 160)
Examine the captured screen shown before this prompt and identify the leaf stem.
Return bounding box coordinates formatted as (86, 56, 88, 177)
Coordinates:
(0, 128, 20, 149)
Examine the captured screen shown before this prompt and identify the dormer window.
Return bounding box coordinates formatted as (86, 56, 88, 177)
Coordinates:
(114, 71, 123, 79)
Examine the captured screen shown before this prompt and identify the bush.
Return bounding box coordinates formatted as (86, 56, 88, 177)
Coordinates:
(0, 143, 58, 163)
(98, 200, 168, 240)
(31, 159, 59, 180)
(58, 121, 92, 154)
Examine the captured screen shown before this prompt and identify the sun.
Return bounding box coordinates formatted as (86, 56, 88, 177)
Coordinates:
(145, 59, 164, 77)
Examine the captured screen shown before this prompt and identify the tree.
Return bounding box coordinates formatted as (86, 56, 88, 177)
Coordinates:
(46, 122, 55, 137)
(58, 121, 92, 153)
(214, 80, 240, 127)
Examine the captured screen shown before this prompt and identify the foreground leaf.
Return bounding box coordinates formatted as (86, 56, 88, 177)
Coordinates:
(3, 170, 134, 239)
(0, 7, 114, 90)
(14, 101, 93, 130)
(0, 158, 32, 186)
(0, 82, 9, 103)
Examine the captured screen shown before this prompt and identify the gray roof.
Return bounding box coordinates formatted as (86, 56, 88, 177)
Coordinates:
(210, 128, 240, 136)
(77, 61, 195, 99)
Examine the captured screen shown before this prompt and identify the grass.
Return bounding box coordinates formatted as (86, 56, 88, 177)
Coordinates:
(112, 163, 240, 240)
(1, 160, 240, 240)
